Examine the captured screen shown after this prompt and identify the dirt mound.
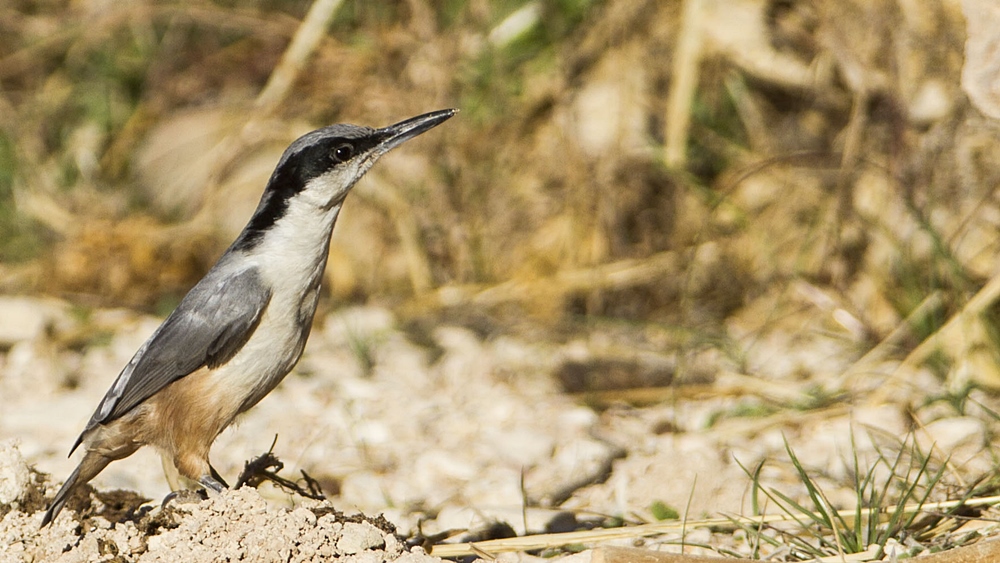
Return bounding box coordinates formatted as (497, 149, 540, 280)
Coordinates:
(1, 440, 435, 563)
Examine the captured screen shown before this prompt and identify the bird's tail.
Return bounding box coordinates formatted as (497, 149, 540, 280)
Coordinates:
(41, 453, 111, 527)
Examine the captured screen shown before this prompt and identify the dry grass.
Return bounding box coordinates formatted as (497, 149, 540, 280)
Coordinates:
(1, 0, 986, 322)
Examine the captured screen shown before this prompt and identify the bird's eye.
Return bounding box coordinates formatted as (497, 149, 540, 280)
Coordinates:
(332, 144, 354, 163)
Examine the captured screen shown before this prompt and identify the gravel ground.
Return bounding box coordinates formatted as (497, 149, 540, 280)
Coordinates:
(1, 295, 999, 561)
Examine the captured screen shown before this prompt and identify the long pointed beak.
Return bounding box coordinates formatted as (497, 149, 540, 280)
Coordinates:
(375, 108, 458, 154)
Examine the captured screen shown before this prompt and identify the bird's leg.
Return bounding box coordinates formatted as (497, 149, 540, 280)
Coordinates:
(160, 453, 183, 491)
(193, 461, 228, 493)
(172, 450, 228, 495)
(161, 462, 227, 507)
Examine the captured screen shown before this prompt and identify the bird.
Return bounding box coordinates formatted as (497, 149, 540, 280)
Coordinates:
(41, 108, 457, 526)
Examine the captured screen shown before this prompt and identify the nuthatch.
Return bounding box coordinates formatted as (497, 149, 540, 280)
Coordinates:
(41, 109, 457, 526)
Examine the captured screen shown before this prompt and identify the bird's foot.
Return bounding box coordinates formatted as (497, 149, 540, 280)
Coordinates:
(161, 488, 207, 509)
(199, 475, 226, 493)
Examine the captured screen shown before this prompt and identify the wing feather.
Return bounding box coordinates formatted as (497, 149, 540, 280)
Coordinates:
(72, 266, 271, 453)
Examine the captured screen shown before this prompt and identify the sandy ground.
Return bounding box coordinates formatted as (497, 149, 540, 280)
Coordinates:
(1, 295, 999, 561)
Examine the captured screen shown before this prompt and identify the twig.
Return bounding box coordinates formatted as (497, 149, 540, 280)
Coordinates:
(254, 0, 345, 114)
(354, 178, 435, 294)
(234, 437, 326, 500)
(429, 494, 1000, 558)
(838, 290, 945, 391)
(431, 248, 682, 308)
(664, 0, 705, 168)
(532, 441, 626, 508)
(870, 272, 1000, 404)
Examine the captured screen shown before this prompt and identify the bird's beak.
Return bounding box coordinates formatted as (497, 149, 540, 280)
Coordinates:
(375, 108, 458, 155)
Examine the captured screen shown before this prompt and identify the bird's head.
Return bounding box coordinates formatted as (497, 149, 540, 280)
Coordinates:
(236, 108, 457, 250)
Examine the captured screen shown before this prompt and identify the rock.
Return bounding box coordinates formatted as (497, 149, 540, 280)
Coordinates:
(337, 521, 386, 554)
(0, 296, 70, 347)
(917, 417, 985, 460)
(0, 440, 30, 504)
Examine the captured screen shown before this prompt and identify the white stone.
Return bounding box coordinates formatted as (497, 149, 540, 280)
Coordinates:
(0, 440, 29, 504)
(336, 522, 384, 554)
(0, 296, 70, 346)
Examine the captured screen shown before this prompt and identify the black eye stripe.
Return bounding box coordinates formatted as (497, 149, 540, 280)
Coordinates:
(232, 126, 379, 251)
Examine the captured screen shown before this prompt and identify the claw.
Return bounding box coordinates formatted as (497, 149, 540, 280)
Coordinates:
(209, 464, 229, 488)
(199, 475, 225, 493)
(161, 489, 205, 508)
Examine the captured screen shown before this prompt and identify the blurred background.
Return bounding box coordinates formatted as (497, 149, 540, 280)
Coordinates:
(0, 0, 989, 344)
(6, 0, 1000, 554)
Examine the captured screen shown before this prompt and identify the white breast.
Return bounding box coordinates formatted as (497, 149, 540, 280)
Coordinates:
(216, 197, 342, 413)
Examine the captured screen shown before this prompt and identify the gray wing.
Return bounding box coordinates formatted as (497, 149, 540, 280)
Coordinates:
(72, 266, 271, 453)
